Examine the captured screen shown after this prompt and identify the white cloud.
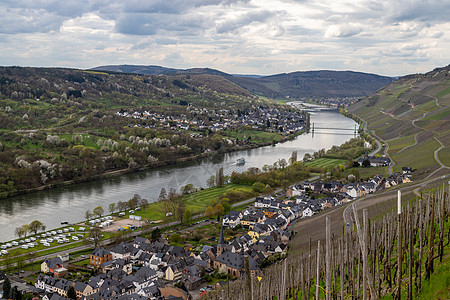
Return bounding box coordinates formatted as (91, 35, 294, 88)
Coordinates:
(0, 0, 449, 76)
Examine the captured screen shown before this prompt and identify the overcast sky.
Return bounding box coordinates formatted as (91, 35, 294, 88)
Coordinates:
(1, 0, 449, 76)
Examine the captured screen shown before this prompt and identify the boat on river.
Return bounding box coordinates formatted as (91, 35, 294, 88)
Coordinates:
(237, 157, 245, 165)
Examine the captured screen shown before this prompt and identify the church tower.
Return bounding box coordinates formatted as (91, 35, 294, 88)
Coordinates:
(217, 223, 225, 256)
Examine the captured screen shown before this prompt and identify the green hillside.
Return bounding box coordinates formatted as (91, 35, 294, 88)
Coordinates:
(349, 65, 450, 179)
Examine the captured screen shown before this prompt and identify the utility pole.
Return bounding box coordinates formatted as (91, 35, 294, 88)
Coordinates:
(397, 190, 402, 300)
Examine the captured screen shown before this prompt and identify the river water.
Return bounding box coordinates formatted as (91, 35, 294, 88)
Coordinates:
(0, 107, 357, 242)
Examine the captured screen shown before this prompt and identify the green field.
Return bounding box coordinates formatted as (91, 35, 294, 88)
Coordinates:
(437, 147, 450, 167)
(391, 137, 441, 173)
(134, 183, 252, 221)
(304, 158, 345, 169)
(387, 134, 416, 153)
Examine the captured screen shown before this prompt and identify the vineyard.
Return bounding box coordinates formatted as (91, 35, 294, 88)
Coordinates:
(203, 185, 450, 299)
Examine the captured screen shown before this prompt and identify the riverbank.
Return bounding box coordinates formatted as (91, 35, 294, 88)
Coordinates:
(2, 129, 305, 199)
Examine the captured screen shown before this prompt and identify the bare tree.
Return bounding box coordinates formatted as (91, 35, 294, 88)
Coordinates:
(93, 206, 104, 218)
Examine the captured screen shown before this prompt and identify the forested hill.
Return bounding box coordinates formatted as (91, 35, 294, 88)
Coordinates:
(348, 64, 450, 179)
(91, 65, 394, 98)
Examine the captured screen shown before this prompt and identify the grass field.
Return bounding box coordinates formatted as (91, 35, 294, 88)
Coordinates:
(304, 158, 345, 169)
(134, 183, 252, 221)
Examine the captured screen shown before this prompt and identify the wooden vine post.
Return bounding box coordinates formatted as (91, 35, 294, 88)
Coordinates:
(326, 216, 331, 300)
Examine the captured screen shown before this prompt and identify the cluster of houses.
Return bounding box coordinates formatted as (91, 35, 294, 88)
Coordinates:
(26, 168, 413, 299)
(116, 107, 306, 136)
(33, 222, 291, 300)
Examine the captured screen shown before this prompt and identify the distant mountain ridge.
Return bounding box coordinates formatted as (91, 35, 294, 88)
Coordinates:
(91, 65, 394, 98)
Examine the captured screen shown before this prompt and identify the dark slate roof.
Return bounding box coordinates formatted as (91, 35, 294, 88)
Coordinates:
(110, 242, 131, 255)
(134, 266, 157, 280)
(215, 251, 258, 271)
(44, 257, 64, 269)
(92, 247, 111, 257)
(74, 281, 88, 292)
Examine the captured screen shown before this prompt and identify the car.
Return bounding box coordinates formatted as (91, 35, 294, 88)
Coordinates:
(41, 234, 46, 238)
(1, 250, 8, 255)
(80, 255, 85, 258)
(28, 243, 35, 248)
(24, 239, 31, 243)
(21, 245, 28, 249)
(12, 241, 18, 246)
(30, 237, 36, 241)
(58, 239, 64, 244)
(63, 238, 70, 243)
(0, 245, 6, 249)
(19, 240, 25, 244)
(43, 242, 51, 247)
(79, 227, 86, 231)
(78, 234, 84, 238)
(51, 231, 56, 235)
(63, 228, 69, 232)
(20, 270, 24, 273)
(69, 227, 75, 231)
(57, 230, 63, 234)
(346, 222, 350, 226)
(72, 236, 79, 241)
(6, 243, 12, 248)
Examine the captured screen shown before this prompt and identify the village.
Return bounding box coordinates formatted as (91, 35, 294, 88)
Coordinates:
(115, 106, 307, 136)
(4, 160, 415, 300)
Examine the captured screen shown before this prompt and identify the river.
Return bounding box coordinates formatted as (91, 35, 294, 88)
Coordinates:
(0, 107, 357, 242)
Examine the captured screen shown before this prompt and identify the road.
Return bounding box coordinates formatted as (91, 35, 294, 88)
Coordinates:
(343, 173, 450, 234)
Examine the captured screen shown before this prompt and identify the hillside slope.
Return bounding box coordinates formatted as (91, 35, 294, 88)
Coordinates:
(348, 65, 450, 179)
(92, 65, 394, 98)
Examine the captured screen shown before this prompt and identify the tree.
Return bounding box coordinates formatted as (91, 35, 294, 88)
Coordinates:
(176, 199, 186, 224)
(150, 227, 161, 241)
(86, 226, 103, 248)
(252, 181, 265, 193)
(205, 206, 215, 218)
(158, 188, 167, 201)
(93, 206, 104, 218)
(11, 285, 21, 300)
(141, 198, 149, 211)
(108, 203, 116, 215)
(127, 197, 137, 210)
(279, 158, 287, 169)
(214, 203, 224, 216)
(184, 209, 192, 224)
(85, 210, 93, 221)
(131, 193, 142, 207)
(15, 225, 28, 238)
(289, 150, 298, 165)
(169, 233, 182, 244)
(68, 286, 77, 299)
(168, 188, 178, 200)
(207, 175, 216, 188)
(216, 167, 224, 187)
(222, 202, 231, 215)
(3, 277, 11, 299)
(117, 201, 127, 212)
(29, 220, 46, 236)
(26, 251, 37, 267)
(181, 183, 196, 195)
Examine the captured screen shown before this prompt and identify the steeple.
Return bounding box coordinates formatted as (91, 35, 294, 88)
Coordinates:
(217, 223, 225, 256)
(219, 223, 225, 245)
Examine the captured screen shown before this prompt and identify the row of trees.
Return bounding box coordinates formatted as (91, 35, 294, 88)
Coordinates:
(14, 220, 46, 238)
(85, 194, 149, 220)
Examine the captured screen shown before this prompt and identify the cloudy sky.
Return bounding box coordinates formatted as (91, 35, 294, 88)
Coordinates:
(1, 0, 449, 76)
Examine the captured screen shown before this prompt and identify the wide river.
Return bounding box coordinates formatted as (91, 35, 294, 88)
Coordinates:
(0, 106, 357, 242)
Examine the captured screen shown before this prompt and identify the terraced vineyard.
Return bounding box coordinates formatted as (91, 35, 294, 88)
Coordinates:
(349, 65, 450, 180)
